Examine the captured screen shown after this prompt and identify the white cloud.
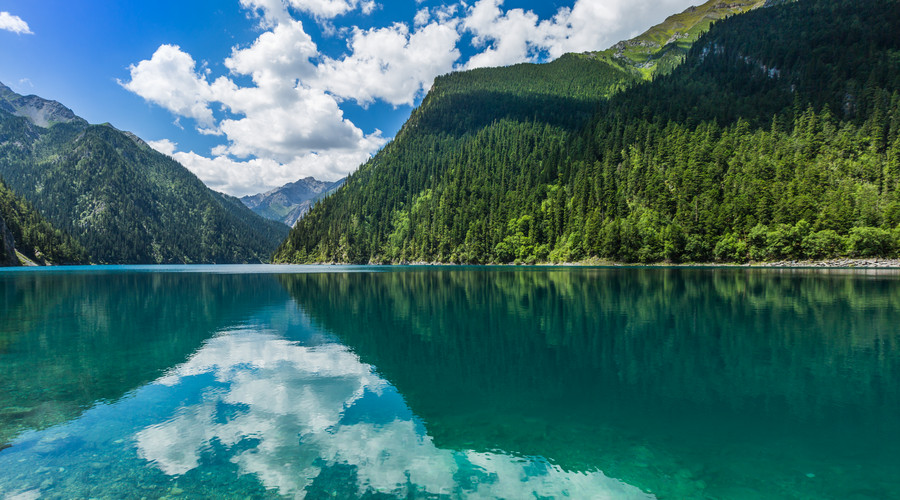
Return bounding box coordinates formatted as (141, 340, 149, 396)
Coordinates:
(125, 25, 387, 196)
(239, 0, 289, 27)
(463, 0, 542, 69)
(225, 20, 318, 83)
(121, 45, 217, 127)
(0, 12, 32, 35)
(149, 140, 375, 197)
(241, 0, 377, 24)
(413, 8, 430, 27)
(315, 21, 460, 106)
(287, 0, 377, 19)
(124, 15, 448, 195)
(147, 139, 177, 156)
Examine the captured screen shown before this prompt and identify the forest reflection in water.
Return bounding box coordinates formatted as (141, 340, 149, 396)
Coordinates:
(280, 267, 900, 499)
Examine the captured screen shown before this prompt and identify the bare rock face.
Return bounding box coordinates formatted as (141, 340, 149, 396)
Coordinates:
(0, 215, 18, 267)
(0, 81, 87, 128)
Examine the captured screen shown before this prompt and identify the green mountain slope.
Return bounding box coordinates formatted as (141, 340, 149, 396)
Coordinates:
(0, 178, 88, 266)
(593, 0, 767, 78)
(275, 53, 638, 263)
(276, 0, 900, 265)
(0, 83, 289, 264)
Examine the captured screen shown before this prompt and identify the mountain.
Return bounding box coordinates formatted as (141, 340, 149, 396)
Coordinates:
(592, 0, 767, 78)
(241, 177, 345, 227)
(275, 0, 900, 264)
(0, 83, 86, 128)
(0, 178, 88, 266)
(0, 83, 290, 264)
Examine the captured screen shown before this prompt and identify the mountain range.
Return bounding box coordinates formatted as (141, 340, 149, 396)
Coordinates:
(0, 82, 289, 264)
(241, 177, 345, 227)
(275, 0, 900, 264)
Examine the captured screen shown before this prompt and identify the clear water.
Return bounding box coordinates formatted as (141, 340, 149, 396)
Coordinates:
(0, 266, 899, 499)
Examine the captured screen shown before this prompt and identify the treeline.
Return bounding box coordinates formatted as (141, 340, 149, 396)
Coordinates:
(0, 177, 88, 264)
(276, 0, 900, 264)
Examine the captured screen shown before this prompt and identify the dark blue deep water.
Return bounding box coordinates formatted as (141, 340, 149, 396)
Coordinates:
(1, 266, 899, 499)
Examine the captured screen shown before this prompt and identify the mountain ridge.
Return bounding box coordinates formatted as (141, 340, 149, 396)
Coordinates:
(0, 82, 86, 128)
(241, 177, 345, 227)
(0, 83, 289, 264)
(592, 0, 769, 78)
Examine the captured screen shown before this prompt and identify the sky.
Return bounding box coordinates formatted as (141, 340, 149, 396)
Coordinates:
(0, 0, 699, 197)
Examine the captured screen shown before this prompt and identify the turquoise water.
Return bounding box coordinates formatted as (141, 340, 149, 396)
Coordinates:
(0, 267, 899, 499)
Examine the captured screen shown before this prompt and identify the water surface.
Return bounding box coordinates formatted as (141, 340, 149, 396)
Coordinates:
(0, 266, 898, 499)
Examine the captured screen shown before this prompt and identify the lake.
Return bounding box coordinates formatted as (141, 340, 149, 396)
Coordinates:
(0, 266, 899, 499)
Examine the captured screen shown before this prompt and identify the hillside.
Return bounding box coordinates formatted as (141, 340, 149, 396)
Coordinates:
(275, 0, 900, 265)
(0, 178, 88, 266)
(592, 0, 767, 78)
(0, 215, 15, 266)
(275, 53, 638, 263)
(241, 177, 345, 227)
(0, 83, 289, 264)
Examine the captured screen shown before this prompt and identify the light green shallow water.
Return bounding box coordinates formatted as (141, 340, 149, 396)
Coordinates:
(0, 266, 898, 499)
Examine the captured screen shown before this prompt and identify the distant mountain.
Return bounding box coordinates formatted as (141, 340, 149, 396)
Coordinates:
(0, 82, 289, 264)
(0, 83, 86, 128)
(0, 178, 88, 266)
(241, 177, 345, 227)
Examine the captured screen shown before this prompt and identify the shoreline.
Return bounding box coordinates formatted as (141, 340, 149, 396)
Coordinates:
(3, 259, 900, 269)
(296, 258, 900, 268)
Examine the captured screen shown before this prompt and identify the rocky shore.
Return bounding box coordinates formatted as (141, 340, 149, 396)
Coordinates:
(311, 259, 900, 268)
(753, 259, 900, 268)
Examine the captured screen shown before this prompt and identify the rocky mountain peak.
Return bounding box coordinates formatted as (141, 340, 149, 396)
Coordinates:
(0, 81, 87, 128)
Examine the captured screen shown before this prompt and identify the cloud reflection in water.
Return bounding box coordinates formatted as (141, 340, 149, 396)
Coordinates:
(135, 328, 653, 499)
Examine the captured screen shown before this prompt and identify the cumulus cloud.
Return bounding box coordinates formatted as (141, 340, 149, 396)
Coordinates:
(121, 45, 217, 127)
(463, 0, 542, 68)
(287, 0, 378, 19)
(315, 21, 460, 106)
(241, 0, 377, 25)
(0, 12, 33, 35)
(413, 8, 430, 27)
(149, 139, 375, 197)
(124, 12, 453, 195)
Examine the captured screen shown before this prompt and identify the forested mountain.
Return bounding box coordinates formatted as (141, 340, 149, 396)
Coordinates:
(275, 0, 900, 264)
(0, 83, 289, 264)
(0, 178, 88, 266)
(241, 177, 345, 227)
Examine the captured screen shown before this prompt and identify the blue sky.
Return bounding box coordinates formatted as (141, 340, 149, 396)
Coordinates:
(0, 0, 698, 196)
